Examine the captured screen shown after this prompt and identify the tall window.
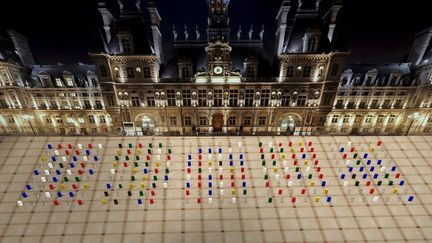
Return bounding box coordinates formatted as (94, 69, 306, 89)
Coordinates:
(146, 95, 155, 107)
(306, 37, 316, 52)
(55, 78, 63, 87)
(88, 115, 96, 124)
(371, 99, 379, 108)
(303, 66, 312, 77)
(245, 89, 254, 106)
(126, 68, 135, 78)
(394, 99, 403, 108)
(182, 90, 191, 106)
(121, 39, 132, 53)
(335, 99, 344, 109)
(184, 116, 192, 126)
(286, 66, 294, 77)
(95, 100, 103, 109)
(243, 116, 252, 126)
(245, 66, 255, 78)
(131, 96, 140, 107)
(100, 116, 106, 123)
(258, 116, 266, 126)
(107, 95, 115, 106)
(143, 67, 151, 78)
(170, 117, 177, 126)
(199, 116, 207, 126)
(214, 90, 222, 107)
(331, 115, 338, 123)
(198, 90, 206, 106)
(282, 92, 290, 106)
(99, 65, 107, 77)
(65, 77, 74, 86)
(297, 95, 306, 106)
(388, 115, 396, 123)
(260, 89, 270, 106)
(167, 90, 176, 106)
(365, 115, 373, 123)
(228, 116, 236, 126)
(181, 67, 191, 78)
(84, 100, 91, 109)
(229, 90, 238, 107)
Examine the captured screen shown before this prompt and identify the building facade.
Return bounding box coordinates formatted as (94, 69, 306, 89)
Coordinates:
(1, 0, 431, 136)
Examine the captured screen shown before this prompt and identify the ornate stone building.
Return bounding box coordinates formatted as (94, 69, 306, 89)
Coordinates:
(0, 0, 431, 136)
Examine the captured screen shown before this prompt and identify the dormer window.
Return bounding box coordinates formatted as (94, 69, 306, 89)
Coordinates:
(55, 78, 63, 87)
(286, 66, 294, 77)
(181, 67, 191, 78)
(245, 66, 255, 78)
(65, 77, 74, 86)
(143, 66, 151, 78)
(306, 37, 317, 52)
(120, 37, 133, 54)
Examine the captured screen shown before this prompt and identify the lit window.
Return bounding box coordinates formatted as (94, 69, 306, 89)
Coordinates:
(228, 116, 236, 126)
(258, 116, 266, 126)
(199, 116, 207, 126)
(306, 37, 316, 52)
(121, 38, 132, 53)
(55, 78, 63, 87)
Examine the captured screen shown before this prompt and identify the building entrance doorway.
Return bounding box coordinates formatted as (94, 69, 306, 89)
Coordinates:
(136, 114, 156, 135)
(280, 115, 296, 134)
(212, 113, 223, 132)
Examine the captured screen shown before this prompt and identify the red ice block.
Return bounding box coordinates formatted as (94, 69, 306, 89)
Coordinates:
(265, 181, 270, 187)
(369, 188, 375, 194)
(395, 173, 400, 178)
(241, 167, 245, 173)
(72, 184, 77, 190)
(286, 174, 291, 180)
(300, 147, 304, 152)
(314, 160, 319, 165)
(219, 175, 223, 180)
(150, 199, 154, 204)
(271, 154, 275, 159)
(293, 160, 298, 166)
(231, 181, 235, 187)
(154, 168, 159, 174)
(343, 153, 347, 159)
(58, 144, 62, 149)
(198, 182, 202, 188)
(146, 155, 151, 160)
(279, 143, 282, 147)
(292, 197, 296, 203)
(49, 184, 55, 190)
(366, 181, 371, 186)
(198, 174, 202, 180)
(54, 199, 59, 206)
(310, 147, 314, 152)
(292, 154, 296, 159)
(289, 141, 293, 147)
(198, 161, 202, 167)
(260, 147, 264, 153)
(68, 144, 72, 149)
(242, 174, 245, 180)
(127, 149, 131, 155)
(197, 197, 201, 203)
(123, 162, 128, 167)
(319, 173, 324, 179)
(350, 147, 355, 153)
(80, 162, 85, 168)
(198, 154, 202, 160)
(312, 154, 316, 159)
(88, 144, 93, 149)
(77, 200, 84, 205)
(301, 188, 306, 194)
(65, 150, 70, 155)
(186, 190, 190, 196)
(187, 168, 191, 173)
(278, 189, 283, 195)
(231, 174, 235, 180)
(139, 143, 143, 148)
(78, 169, 84, 175)
(151, 190, 155, 196)
(167, 155, 171, 161)
(377, 141, 382, 146)
(75, 150, 80, 155)
(316, 166, 321, 172)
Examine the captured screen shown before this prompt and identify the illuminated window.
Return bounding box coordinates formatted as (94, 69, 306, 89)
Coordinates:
(331, 115, 339, 123)
(88, 115, 96, 123)
(167, 90, 176, 106)
(65, 77, 74, 86)
(214, 90, 223, 107)
(170, 117, 177, 126)
(260, 89, 270, 106)
(131, 96, 140, 107)
(55, 78, 63, 87)
(243, 116, 252, 126)
(297, 95, 306, 106)
(306, 37, 316, 52)
(245, 89, 254, 106)
(229, 90, 238, 106)
(182, 90, 191, 106)
(198, 90, 206, 106)
(388, 115, 396, 123)
(199, 116, 207, 126)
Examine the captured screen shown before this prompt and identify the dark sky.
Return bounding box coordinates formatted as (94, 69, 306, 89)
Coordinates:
(0, 0, 431, 65)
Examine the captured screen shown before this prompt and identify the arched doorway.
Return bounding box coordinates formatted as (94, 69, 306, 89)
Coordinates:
(212, 113, 223, 132)
(136, 114, 156, 135)
(280, 114, 301, 135)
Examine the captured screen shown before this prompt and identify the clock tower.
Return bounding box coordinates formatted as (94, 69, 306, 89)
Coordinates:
(205, 40, 232, 76)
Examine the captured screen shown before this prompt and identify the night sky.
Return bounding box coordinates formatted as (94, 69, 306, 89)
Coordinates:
(0, 0, 430, 65)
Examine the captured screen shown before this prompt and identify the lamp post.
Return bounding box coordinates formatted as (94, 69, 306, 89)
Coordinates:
(22, 114, 35, 135)
(405, 112, 420, 136)
(118, 91, 129, 135)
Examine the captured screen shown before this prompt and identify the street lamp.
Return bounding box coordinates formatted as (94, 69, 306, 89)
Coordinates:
(22, 114, 35, 135)
(406, 112, 421, 136)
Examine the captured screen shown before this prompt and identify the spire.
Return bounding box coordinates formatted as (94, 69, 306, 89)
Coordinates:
(196, 25, 201, 40)
(248, 25, 254, 41)
(207, 0, 230, 41)
(236, 25, 242, 40)
(259, 25, 265, 41)
(173, 25, 178, 41)
(184, 25, 189, 41)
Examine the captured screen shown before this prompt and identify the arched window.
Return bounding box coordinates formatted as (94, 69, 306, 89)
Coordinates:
(181, 67, 191, 78)
(307, 37, 317, 52)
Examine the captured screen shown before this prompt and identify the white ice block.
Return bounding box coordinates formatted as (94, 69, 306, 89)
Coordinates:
(17, 201, 23, 206)
(44, 170, 50, 175)
(98, 144, 103, 149)
(67, 169, 72, 175)
(232, 197, 236, 204)
(41, 177, 46, 182)
(78, 144, 82, 149)
(45, 192, 51, 198)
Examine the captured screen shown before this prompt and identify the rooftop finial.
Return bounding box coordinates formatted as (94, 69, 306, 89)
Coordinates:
(136, 0, 141, 10)
(248, 25, 254, 41)
(173, 25, 178, 41)
(196, 25, 200, 40)
(259, 25, 265, 41)
(315, 0, 321, 11)
(117, 0, 124, 10)
(184, 25, 189, 41)
(237, 25, 242, 40)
